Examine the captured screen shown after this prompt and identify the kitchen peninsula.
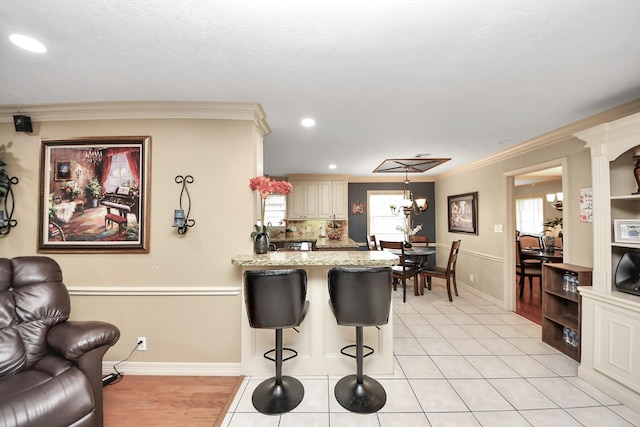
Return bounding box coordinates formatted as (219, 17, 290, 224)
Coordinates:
(232, 250, 398, 376)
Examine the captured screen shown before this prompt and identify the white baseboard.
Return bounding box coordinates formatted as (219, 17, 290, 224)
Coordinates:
(103, 361, 242, 376)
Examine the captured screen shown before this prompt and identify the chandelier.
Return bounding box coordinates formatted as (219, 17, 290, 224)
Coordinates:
(546, 192, 563, 211)
(85, 148, 102, 165)
(390, 170, 428, 216)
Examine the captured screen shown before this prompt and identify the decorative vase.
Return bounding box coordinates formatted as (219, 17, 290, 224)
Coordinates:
(543, 235, 555, 253)
(404, 241, 412, 248)
(253, 232, 270, 254)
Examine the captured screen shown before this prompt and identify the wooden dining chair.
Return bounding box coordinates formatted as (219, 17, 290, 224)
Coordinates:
(419, 240, 461, 302)
(519, 234, 542, 249)
(405, 235, 429, 268)
(379, 240, 419, 303)
(517, 234, 543, 269)
(367, 235, 378, 251)
(516, 239, 542, 297)
(410, 235, 429, 246)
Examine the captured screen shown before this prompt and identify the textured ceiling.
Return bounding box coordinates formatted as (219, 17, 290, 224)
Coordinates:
(2, 1, 640, 177)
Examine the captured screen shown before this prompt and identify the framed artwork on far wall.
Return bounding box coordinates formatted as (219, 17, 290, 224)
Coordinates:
(38, 136, 151, 253)
(447, 191, 478, 235)
(614, 219, 640, 243)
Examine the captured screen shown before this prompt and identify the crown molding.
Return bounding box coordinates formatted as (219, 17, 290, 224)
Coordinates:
(435, 98, 640, 180)
(0, 101, 271, 135)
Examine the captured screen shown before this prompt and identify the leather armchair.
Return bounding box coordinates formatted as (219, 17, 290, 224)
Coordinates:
(0, 256, 120, 427)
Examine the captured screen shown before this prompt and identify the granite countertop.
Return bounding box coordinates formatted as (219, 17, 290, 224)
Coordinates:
(231, 250, 398, 267)
(315, 237, 358, 249)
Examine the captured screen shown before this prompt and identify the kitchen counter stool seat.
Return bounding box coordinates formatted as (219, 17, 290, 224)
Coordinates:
(328, 266, 392, 413)
(243, 269, 309, 415)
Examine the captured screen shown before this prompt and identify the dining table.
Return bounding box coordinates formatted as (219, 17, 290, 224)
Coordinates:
(520, 247, 563, 263)
(386, 246, 437, 268)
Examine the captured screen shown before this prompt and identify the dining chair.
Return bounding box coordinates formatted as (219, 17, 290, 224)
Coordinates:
(519, 234, 542, 249)
(379, 240, 419, 303)
(517, 234, 544, 269)
(419, 240, 461, 302)
(516, 239, 542, 297)
(410, 235, 429, 246)
(367, 235, 378, 251)
(404, 235, 429, 268)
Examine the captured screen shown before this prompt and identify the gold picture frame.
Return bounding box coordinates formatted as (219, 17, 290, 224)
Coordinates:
(38, 136, 151, 253)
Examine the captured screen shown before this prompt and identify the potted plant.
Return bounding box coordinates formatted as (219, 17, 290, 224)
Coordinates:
(249, 176, 293, 253)
(85, 177, 103, 208)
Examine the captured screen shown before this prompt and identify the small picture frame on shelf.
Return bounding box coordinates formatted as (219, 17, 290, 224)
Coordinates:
(614, 219, 640, 243)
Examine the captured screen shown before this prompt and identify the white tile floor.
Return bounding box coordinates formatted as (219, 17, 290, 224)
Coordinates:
(221, 279, 640, 427)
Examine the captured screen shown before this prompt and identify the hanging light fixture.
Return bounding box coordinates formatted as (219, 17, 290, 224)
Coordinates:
(85, 148, 103, 165)
(546, 192, 563, 211)
(390, 169, 428, 216)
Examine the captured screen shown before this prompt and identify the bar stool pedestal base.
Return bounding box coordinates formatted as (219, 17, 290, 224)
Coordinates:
(334, 374, 386, 413)
(252, 376, 305, 415)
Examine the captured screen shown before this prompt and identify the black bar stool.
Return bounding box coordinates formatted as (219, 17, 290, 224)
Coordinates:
(243, 269, 309, 415)
(328, 266, 392, 413)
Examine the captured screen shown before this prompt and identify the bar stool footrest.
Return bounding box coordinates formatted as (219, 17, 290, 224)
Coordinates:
(263, 347, 298, 363)
(340, 343, 374, 359)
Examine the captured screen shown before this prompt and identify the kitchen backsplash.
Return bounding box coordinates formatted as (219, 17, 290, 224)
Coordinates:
(269, 219, 347, 240)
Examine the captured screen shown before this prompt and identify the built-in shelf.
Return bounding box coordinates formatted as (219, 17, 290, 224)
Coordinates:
(542, 263, 592, 362)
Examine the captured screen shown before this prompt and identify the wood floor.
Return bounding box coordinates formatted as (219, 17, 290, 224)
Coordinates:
(103, 375, 244, 427)
(515, 275, 542, 325)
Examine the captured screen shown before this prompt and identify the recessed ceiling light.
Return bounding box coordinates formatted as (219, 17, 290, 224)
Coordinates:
(301, 118, 316, 127)
(329, 164, 337, 169)
(10, 34, 47, 53)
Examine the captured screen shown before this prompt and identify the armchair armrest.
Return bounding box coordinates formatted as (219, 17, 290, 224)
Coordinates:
(47, 320, 120, 362)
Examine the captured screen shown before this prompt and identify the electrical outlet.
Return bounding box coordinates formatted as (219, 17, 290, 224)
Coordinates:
(469, 274, 474, 282)
(137, 337, 147, 351)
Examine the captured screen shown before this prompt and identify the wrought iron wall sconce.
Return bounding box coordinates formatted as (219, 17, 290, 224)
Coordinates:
(0, 176, 19, 236)
(174, 175, 195, 234)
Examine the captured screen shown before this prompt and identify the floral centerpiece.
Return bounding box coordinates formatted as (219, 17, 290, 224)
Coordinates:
(249, 176, 293, 237)
(396, 222, 422, 247)
(326, 215, 342, 240)
(543, 217, 563, 238)
(60, 180, 81, 200)
(542, 217, 562, 252)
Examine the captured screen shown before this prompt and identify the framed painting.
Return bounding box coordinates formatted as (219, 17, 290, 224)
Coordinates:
(38, 136, 151, 253)
(614, 219, 640, 243)
(351, 201, 365, 215)
(54, 161, 71, 181)
(447, 191, 478, 235)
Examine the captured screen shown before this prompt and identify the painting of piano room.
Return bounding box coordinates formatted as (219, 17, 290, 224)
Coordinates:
(38, 136, 151, 253)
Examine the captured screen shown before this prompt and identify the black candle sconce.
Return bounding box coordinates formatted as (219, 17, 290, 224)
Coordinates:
(0, 176, 19, 236)
(174, 175, 195, 235)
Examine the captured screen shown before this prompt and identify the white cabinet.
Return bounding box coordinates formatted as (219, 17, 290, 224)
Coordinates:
(318, 181, 333, 218)
(332, 180, 349, 219)
(574, 112, 640, 411)
(287, 177, 349, 220)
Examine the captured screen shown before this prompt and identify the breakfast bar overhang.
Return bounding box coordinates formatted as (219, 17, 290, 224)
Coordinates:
(232, 251, 398, 376)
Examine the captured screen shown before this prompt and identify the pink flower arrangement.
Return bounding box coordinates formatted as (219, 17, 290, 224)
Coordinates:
(249, 176, 292, 235)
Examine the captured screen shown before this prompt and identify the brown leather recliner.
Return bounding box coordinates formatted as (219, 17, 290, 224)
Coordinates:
(0, 256, 120, 427)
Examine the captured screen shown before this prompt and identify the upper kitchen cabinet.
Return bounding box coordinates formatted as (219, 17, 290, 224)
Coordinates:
(287, 175, 349, 220)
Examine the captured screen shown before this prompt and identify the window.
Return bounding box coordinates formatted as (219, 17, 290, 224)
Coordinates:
(104, 152, 135, 193)
(516, 196, 544, 235)
(264, 194, 287, 227)
(367, 191, 407, 242)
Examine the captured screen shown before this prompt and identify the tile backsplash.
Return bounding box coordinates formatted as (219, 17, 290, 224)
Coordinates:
(270, 219, 347, 239)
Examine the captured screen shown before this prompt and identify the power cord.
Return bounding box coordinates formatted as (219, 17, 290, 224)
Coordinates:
(102, 339, 142, 386)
